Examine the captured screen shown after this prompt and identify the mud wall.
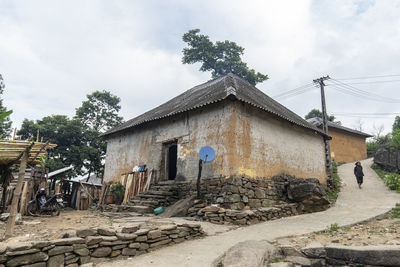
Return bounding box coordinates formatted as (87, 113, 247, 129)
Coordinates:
(104, 99, 326, 183)
(329, 128, 368, 163)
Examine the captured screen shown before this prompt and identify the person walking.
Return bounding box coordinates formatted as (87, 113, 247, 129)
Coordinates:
(354, 161, 364, 189)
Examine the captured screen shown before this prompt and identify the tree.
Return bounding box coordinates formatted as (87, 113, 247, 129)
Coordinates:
(17, 115, 84, 174)
(393, 116, 400, 133)
(75, 90, 123, 133)
(182, 29, 268, 85)
(304, 109, 338, 123)
(0, 75, 13, 138)
(75, 90, 124, 179)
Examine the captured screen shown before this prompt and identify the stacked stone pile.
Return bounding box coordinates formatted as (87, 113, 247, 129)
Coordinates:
(188, 201, 298, 225)
(0, 222, 204, 267)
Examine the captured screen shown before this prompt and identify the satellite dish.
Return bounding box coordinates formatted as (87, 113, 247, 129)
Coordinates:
(199, 146, 215, 162)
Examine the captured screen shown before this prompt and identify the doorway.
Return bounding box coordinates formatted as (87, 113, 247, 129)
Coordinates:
(163, 141, 177, 180)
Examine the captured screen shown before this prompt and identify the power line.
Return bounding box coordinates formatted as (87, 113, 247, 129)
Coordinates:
(332, 112, 400, 115)
(335, 74, 400, 80)
(273, 83, 315, 99)
(327, 79, 400, 103)
(336, 79, 400, 85)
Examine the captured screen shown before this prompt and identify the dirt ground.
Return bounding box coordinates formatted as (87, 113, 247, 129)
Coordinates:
(274, 212, 400, 248)
(0, 208, 111, 245)
(0, 208, 235, 246)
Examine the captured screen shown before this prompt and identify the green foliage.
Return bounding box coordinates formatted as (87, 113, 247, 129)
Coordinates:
(18, 115, 84, 174)
(391, 129, 400, 150)
(75, 90, 123, 178)
(182, 29, 268, 85)
(393, 116, 400, 133)
(371, 164, 400, 192)
(304, 108, 339, 123)
(110, 183, 125, 203)
(392, 203, 400, 218)
(383, 173, 400, 190)
(0, 75, 12, 138)
(328, 161, 341, 201)
(18, 90, 123, 179)
(367, 141, 380, 157)
(326, 223, 339, 234)
(75, 90, 123, 133)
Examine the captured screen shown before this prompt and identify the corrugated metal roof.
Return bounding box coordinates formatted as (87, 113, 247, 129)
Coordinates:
(102, 73, 328, 138)
(307, 117, 373, 137)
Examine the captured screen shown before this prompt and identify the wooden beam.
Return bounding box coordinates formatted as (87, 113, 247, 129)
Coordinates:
(4, 147, 31, 239)
(19, 181, 29, 215)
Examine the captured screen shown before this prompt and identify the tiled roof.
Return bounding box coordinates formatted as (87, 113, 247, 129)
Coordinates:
(307, 117, 372, 137)
(102, 73, 327, 138)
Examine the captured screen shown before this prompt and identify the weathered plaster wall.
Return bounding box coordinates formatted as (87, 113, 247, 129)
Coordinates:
(104, 99, 327, 183)
(103, 102, 233, 182)
(224, 101, 327, 183)
(329, 129, 368, 163)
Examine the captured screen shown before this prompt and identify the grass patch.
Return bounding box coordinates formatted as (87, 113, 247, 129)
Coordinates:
(326, 223, 339, 233)
(392, 203, 400, 218)
(267, 257, 284, 266)
(328, 162, 342, 201)
(371, 163, 400, 192)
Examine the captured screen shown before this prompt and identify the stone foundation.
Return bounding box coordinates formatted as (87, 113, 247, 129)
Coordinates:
(0, 222, 204, 267)
(188, 202, 299, 225)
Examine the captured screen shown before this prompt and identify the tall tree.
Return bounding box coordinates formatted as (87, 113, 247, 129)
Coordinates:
(17, 115, 84, 174)
(0, 75, 12, 138)
(182, 29, 268, 85)
(75, 90, 123, 133)
(75, 90, 123, 178)
(304, 108, 339, 123)
(392, 116, 400, 133)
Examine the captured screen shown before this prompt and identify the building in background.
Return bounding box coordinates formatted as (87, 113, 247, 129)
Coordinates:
(307, 117, 372, 163)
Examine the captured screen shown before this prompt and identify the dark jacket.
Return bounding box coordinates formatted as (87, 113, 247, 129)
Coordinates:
(354, 165, 364, 178)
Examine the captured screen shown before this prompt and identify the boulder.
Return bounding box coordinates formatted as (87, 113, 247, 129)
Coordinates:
(74, 248, 90, 256)
(147, 230, 162, 240)
(47, 254, 64, 267)
(280, 245, 304, 257)
(159, 196, 197, 217)
(121, 224, 141, 233)
(91, 247, 112, 257)
(301, 242, 326, 258)
(6, 252, 48, 267)
(6, 248, 40, 256)
(122, 248, 137, 256)
(116, 233, 137, 240)
(85, 236, 103, 245)
(76, 228, 97, 238)
(97, 227, 116, 236)
(48, 246, 73, 256)
(287, 178, 330, 212)
(218, 240, 279, 267)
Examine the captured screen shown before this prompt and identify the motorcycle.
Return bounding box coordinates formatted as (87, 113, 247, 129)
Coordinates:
(27, 188, 63, 216)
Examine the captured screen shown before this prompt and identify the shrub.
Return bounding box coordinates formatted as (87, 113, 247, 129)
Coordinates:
(383, 173, 400, 190)
(110, 183, 125, 204)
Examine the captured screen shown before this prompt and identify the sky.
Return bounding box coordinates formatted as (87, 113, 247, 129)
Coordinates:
(1, 0, 399, 136)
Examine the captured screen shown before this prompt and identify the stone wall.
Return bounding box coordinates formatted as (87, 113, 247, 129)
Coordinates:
(0, 222, 204, 267)
(175, 175, 329, 213)
(374, 145, 400, 173)
(188, 202, 299, 225)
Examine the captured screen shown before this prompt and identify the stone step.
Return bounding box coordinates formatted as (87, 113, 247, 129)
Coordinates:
(126, 205, 154, 214)
(129, 199, 160, 207)
(133, 194, 169, 199)
(144, 190, 174, 196)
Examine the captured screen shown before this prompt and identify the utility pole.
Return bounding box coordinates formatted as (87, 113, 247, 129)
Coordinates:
(313, 76, 333, 179)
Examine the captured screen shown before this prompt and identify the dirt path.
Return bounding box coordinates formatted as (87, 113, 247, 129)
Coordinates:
(100, 159, 400, 267)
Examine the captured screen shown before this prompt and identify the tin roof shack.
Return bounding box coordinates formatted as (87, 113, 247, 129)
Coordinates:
(102, 74, 328, 185)
(307, 117, 372, 163)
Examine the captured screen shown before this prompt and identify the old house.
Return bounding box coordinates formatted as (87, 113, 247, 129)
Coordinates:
(102, 74, 329, 185)
(307, 117, 372, 163)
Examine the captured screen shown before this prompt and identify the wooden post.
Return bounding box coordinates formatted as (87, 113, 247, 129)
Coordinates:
(5, 149, 30, 239)
(76, 187, 81, 210)
(19, 181, 29, 215)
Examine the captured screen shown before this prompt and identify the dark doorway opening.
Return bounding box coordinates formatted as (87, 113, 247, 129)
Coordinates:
(168, 144, 177, 180)
(162, 141, 177, 180)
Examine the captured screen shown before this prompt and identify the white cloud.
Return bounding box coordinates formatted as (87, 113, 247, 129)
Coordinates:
(0, 0, 399, 136)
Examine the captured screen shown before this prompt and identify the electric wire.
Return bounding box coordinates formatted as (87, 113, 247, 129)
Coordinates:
(335, 74, 400, 80)
(273, 83, 315, 99)
(327, 79, 400, 103)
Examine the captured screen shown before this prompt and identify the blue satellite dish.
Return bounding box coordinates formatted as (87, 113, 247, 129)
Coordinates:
(199, 146, 215, 162)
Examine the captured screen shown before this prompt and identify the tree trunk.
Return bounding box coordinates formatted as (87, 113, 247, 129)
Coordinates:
(4, 150, 29, 239)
